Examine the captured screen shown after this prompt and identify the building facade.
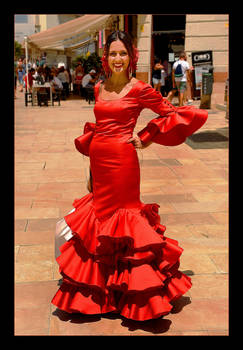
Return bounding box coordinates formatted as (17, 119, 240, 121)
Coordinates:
(15, 14, 229, 89)
(15, 14, 36, 44)
(185, 14, 229, 82)
(14, 14, 82, 44)
(35, 14, 82, 32)
(133, 14, 229, 84)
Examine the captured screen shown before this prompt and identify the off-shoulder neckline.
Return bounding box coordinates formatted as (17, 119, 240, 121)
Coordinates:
(97, 79, 143, 101)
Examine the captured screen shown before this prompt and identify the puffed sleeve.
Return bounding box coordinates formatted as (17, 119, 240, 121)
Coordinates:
(74, 122, 96, 156)
(74, 81, 102, 156)
(137, 82, 208, 146)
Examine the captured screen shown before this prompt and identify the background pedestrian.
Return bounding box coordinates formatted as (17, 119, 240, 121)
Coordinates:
(152, 57, 164, 92)
(172, 52, 190, 106)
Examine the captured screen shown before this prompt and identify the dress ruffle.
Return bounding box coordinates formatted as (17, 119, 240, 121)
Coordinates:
(51, 194, 192, 321)
(74, 122, 96, 156)
(137, 105, 208, 146)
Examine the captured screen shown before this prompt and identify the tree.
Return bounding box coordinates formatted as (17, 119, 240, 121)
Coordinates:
(14, 41, 22, 59)
(84, 52, 102, 74)
(72, 52, 102, 74)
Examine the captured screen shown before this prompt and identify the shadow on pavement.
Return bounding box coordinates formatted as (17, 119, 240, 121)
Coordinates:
(185, 127, 229, 149)
(52, 296, 191, 334)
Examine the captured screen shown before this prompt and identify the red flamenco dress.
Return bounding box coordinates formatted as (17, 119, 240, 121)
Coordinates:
(51, 80, 208, 321)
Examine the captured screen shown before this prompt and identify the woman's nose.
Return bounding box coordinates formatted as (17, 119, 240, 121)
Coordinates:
(114, 54, 122, 60)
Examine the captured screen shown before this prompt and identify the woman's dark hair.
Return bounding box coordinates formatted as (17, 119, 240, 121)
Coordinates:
(154, 56, 161, 65)
(101, 31, 138, 77)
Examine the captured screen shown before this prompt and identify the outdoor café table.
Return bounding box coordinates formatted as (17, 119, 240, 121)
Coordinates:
(32, 81, 53, 106)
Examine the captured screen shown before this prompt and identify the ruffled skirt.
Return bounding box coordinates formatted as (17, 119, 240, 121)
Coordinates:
(51, 193, 192, 321)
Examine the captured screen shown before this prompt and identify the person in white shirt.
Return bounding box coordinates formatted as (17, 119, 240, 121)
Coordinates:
(57, 66, 69, 98)
(82, 69, 97, 89)
(171, 52, 190, 106)
(50, 74, 63, 92)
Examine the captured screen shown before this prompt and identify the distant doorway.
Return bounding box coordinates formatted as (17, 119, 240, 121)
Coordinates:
(151, 15, 186, 94)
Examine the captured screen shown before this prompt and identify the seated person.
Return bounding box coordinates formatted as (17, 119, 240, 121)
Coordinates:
(57, 66, 68, 85)
(49, 74, 63, 94)
(35, 67, 45, 85)
(82, 69, 97, 89)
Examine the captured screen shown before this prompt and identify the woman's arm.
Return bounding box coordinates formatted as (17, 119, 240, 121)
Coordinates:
(136, 82, 208, 147)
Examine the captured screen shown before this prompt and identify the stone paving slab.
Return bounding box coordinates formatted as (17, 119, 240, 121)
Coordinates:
(14, 89, 228, 336)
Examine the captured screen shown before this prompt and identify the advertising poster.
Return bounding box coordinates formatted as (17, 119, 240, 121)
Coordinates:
(191, 50, 213, 91)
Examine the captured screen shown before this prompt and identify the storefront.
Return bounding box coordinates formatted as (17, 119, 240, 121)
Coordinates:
(152, 15, 186, 62)
(151, 15, 186, 91)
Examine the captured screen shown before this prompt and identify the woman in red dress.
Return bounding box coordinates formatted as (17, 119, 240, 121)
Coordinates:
(51, 31, 208, 321)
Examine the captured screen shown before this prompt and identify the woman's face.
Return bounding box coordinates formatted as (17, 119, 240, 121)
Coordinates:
(108, 40, 130, 75)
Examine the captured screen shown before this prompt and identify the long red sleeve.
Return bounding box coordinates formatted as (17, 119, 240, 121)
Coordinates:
(137, 83, 208, 146)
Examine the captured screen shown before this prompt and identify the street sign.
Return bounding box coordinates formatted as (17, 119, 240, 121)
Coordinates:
(192, 50, 213, 66)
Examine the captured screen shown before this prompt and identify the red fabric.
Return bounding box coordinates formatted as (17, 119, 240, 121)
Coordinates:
(74, 122, 96, 156)
(51, 80, 207, 321)
(137, 104, 208, 146)
(24, 72, 34, 88)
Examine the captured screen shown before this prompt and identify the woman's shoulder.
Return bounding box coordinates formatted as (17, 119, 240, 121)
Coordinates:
(130, 77, 139, 85)
(130, 79, 156, 99)
(132, 78, 152, 90)
(131, 78, 149, 88)
(95, 79, 104, 89)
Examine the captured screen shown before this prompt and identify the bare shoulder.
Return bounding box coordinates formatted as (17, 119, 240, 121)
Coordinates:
(130, 77, 139, 86)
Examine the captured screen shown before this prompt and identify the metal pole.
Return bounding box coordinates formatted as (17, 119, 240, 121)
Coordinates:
(24, 36, 29, 92)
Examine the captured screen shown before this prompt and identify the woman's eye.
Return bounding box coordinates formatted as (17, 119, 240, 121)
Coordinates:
(109, 51, 128, 57)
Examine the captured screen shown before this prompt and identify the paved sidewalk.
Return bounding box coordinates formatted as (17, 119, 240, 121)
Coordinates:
(15, 89, 228, 336)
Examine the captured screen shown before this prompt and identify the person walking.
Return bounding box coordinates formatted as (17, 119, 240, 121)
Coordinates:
(160, 66, 167, 97)
(52, 31, 208, 322)
(152, 57, 164, 92)
(17, 59, 25, 92)
(171, 52, 190, 106)
(14, 59, 18, 98)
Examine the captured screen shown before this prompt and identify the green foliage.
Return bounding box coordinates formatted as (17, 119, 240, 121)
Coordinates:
(14, 41, 22, 59)
(72, 52, 102, 73)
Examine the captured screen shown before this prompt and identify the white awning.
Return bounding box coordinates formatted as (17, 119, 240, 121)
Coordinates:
(27, 14, 112, 50)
